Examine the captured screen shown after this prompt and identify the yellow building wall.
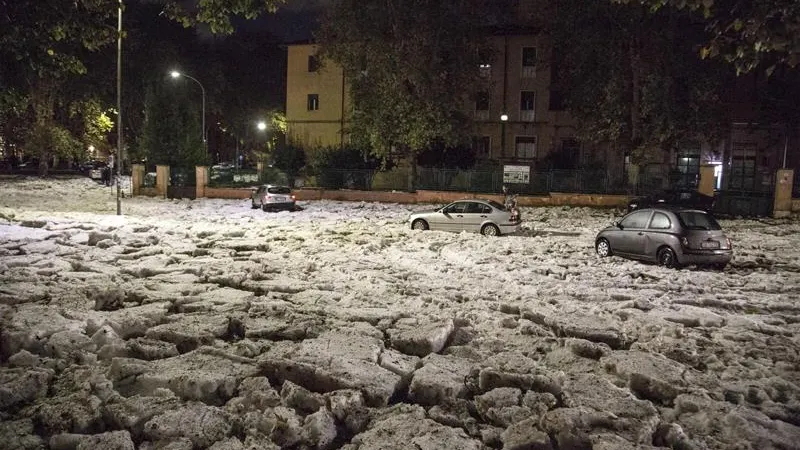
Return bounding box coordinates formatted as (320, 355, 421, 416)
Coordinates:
(285, 35, 580, 163)
(285, 44, 349, 149)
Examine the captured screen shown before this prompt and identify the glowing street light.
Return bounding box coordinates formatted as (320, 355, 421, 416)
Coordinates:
(169, 70, 206, 145)
(257, 121, 267, 131)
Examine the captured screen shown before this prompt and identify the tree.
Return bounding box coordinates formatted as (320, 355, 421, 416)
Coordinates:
(0, 0, 285, 174)
(550, 1, 730, 178)
(316, 0, 498, 190)
(139, 82, 206, 168)
(614, 0, 800, 75)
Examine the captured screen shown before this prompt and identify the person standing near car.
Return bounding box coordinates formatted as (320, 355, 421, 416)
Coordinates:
(105, 154, 115, 186)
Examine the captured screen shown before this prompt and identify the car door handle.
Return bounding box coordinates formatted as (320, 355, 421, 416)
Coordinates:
(456, 214, 463, 217)
(637, 232, 644, 235)
(480, 215, 487, 218)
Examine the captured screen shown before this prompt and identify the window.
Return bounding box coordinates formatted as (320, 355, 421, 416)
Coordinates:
(464, 202, 490, 214)
(515, 136, 536, 159)
(675, 145, 700, 188)
(444, 202, 468, 214)
(649, 212, 671, 230)
(520, 91, 535, 121)
(472, 136, 490, 158)
(730, 142, 757, 190)
(620, 210, 651, 229)
(474, 91, 490, 120)
(677, 211, 721, 231)
(307, 94, 319, 111)
(522, 47, 537, 78)
(308, 55, 319, 72)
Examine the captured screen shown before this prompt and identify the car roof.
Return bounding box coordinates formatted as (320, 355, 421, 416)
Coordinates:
(634, 206, 709, 214)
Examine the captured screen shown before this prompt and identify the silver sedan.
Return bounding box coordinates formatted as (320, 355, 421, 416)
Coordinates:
(595, 207, 733, 269)
(408, 199, 521, 236)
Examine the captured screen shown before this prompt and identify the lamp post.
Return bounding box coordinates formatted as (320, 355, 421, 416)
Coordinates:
(169, 71, 206, 145)
(236, 120, 268, 169)
(115, 0, 123, 215)
(500, 113, 508, 158)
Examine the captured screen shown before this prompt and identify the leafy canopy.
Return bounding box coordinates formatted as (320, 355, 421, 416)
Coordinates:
(613, 0, 800, 74)
(316, 0, 496, 159)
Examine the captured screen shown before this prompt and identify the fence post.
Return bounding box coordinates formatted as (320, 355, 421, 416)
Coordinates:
(773, 168, 794, 218)
(196, 166, 208, 199)
(156, 165, 169, 199)
(131, 164, 144, 196)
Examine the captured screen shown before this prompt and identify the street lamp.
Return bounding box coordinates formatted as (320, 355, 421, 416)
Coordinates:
(115, 0, 123, 216)
(500, 113, 508, 157)
(169, 70, 206, 145)
(236, 120, 268, 169)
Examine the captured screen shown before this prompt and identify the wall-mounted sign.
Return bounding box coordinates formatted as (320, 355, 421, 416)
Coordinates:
(503, 165, 530, 184)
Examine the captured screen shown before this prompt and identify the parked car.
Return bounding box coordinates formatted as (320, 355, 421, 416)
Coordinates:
(595, 207, 732, 269)
(408, 199, 521, 236)
(82, 160, 108, 180)
(250, 185, 297, 211)
(627, 189, 715, 213)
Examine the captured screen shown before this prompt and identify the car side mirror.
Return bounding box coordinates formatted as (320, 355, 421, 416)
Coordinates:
(613, 221, 622, 229)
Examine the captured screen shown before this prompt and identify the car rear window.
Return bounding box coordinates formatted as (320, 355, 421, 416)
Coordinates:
(487, 200, 506, 211)
(677, 211, 721, 230)
(267, 187, 291, 195)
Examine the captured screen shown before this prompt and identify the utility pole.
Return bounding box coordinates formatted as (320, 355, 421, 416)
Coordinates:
(116, 0, 123, 215)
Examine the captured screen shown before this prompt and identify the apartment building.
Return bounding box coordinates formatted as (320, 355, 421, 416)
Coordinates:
(284, 35, 590, 166)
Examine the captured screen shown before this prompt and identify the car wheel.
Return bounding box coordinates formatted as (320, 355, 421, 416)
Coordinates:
(481, 224, 500, 236)
(261, 203, 270, 212)
(596, 238, 612, 257)
(711, 262, 727, 271)
(657, 247, 679, 268)
(411, 219, 429, 231)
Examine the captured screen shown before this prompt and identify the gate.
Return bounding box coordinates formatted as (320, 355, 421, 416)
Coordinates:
(714, 169, 774, 217)
(167, 166, 196, 200)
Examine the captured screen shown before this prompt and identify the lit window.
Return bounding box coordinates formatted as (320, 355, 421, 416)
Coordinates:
(522, 47, 537, 78)
(307, 94, 319, 111)
(520, 91, 535, 121)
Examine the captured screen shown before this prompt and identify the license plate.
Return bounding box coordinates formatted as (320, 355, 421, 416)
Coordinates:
(701, 240, 720, 249)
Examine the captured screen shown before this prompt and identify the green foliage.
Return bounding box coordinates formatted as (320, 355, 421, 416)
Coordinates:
(68, 99, 114, 156)
(24, 123, 83, 164)
(307, 144, 382, 189)
(317, 0, 497, 161)
(163, 0, 286, 34)
(552, 1, 730, 165)
(614, 0, 800, 74)
(139, 82, 207, 168)
(272, 144, 306, 186)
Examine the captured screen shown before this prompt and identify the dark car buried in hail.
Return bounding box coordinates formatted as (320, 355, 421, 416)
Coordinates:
(627, 189, 715, 213)
(595, 207, 732, 269)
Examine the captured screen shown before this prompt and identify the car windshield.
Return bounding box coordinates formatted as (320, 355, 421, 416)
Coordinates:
(677, 211, 721, 230)
(267, 186, 291, 194)
(486, 200, 506, 211)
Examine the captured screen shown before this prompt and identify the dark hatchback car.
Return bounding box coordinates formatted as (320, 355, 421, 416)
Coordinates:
(627, 189, 715, 213)
(595, 207, 732, 269)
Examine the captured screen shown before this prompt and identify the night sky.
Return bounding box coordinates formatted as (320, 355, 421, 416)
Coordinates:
(242, 0, 325, 42)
